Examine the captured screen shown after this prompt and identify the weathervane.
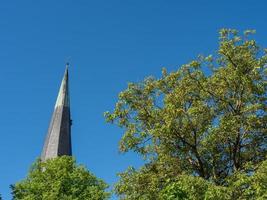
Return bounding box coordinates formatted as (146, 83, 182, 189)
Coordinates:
(65, 56, 71, 68)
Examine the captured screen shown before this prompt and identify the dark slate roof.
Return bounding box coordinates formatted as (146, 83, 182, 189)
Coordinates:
(41, 66, 72, 161)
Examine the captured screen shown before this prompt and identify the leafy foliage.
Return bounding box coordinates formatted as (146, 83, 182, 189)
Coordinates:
(159, 175, 230, 200)
(115, 163, 168, 200)
(11, 156, 110, 200)
(227, 159, 267, 199)
(105, 29, 267, 199)
(160, 159, 267, 200)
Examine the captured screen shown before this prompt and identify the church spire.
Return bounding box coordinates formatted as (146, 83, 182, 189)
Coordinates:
(41, 64, 72, 161)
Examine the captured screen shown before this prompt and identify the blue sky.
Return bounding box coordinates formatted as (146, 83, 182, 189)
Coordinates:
(0, 1, 266, 199)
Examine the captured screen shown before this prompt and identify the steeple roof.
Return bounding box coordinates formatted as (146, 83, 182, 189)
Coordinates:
(41, 65, 72, 161)
(55, 65, 70, 108)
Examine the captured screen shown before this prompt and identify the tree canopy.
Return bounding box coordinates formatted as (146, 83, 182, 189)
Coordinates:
(11, 156, 110, 200)
(105, 29, 267, 199)
(159, 159, 267, 200)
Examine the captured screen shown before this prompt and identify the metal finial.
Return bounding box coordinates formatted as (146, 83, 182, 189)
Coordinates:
(65, 56, 71, 68)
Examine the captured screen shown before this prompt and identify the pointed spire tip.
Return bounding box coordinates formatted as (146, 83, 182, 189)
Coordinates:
(65, 62, 70, 70)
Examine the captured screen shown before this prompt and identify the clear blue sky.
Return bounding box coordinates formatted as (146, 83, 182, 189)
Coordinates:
(0, 1, 266, 199)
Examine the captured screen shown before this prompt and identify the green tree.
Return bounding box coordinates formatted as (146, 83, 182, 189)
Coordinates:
(159, 175, 230, 200)
(11, 156, 110, 200)
(105, 29, 267, 199)
(160, 159, 267, 200)
(227, 159, 267, 199)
